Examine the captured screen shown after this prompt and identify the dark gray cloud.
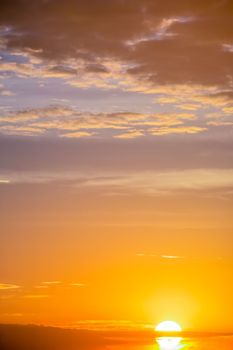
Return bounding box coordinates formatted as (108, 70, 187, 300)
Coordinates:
(0, 0, 233, 87)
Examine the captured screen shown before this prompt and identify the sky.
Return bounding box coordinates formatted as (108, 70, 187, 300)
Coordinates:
(0, 0, 233, 332)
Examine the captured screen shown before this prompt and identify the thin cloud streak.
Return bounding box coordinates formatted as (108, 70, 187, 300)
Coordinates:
(0, 179, 10, 184)
(136, 253, 185, 259)
(161, 255, 185, 259)
(1, 169, 233, 197)
(69, 283, 86, 287)
(22, 294, 50, 299)
(41, 281, 62, 285)
(0, 283, 20, 290)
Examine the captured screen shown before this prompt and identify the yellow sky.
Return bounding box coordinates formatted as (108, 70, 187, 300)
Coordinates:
(0, 183, 232, 330)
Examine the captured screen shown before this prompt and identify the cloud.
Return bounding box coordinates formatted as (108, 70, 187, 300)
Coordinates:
(0, 179, 10, 184)
(22, 294, 49, 299)
(72, 319, 148, 331)
(41, 281, 61, 285)
(0, 106, 75, 122)
(223, 106, 233, 114)
(136, 253, 184, 259)
(0, 283, 20, 290)
(0, 324, 110, 349)
(0, 125, 44, 136)
(222, 44, 233, 53)
(69, 283, 86, 287)
(127, 16, 194, 45)
(155, 86, 233, 113)
(0, 105, 209, 138)
(114, 130, 144, 139)
(177, 104, 200, 111)
(0, 82, 15, 96)
(0, 0, 232, 89)
(0, 88, 15, 96)
(2, 168, 233, 196)
(77, 169, 233, 195)
(149, 126, 207, 136)
(161, 255, 185, 260)
(61, 131, 95, 138)
(34, 282, 86, 288)
(207, 121, 233, 126)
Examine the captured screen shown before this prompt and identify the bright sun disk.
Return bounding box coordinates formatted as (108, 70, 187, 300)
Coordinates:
(155, 320, 182, 332)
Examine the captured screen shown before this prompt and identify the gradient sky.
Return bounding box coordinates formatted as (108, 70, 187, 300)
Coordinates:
(0, 0, 233, 332)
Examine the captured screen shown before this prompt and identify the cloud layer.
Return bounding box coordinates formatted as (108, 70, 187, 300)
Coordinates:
(0, 0, 233, 87)
(0, 104, 232, 138)
(0, 106, 210, 137)
(0, 1, 232, 141)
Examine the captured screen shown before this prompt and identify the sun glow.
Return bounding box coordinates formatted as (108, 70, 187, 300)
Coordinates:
(155, 321, 182, 349)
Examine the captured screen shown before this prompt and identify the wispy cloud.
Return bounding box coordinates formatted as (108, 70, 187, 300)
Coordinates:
(149, 126, 207, 135)
(69, 283, 86, 287)
(72, 320, 149, 331)
(127, 16, 194, 45)
(0, 179, 10, 184)
(77, 169, 233, 195)
(222, 44, 233, 53)
(161, 255, 185, 260)
(61, 131, 95, 138)
(136, 253, 184, 260)
(114, 130, 144, 139)
(41, 281, 62, 285)
(1, 169, 233, 195)
(22, 294, 50, 299)
(0, 283, 20, 290)
(0, 83, 15, 97)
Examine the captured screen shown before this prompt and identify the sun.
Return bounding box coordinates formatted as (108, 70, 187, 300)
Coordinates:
(155, 320, 182, 332)
(155, 321, 182, 349)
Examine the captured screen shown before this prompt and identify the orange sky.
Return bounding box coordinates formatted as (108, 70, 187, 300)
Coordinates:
(0, 0, 233, 332)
